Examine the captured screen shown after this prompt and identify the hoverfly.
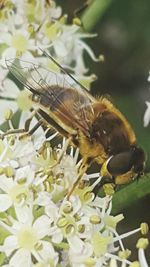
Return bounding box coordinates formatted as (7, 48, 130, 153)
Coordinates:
(5, 51, 146, 198)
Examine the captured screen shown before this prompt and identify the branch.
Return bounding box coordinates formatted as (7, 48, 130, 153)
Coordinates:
(81, 0, 112, 32)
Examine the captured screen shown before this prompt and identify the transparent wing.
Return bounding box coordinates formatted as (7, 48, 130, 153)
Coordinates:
(6, 58, 94, 135)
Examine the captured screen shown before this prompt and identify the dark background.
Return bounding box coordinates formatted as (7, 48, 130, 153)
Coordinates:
(57, 0, 150, 262)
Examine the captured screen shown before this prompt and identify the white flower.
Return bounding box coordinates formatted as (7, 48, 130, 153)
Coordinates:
(0, 28, 36, 65)
(0, 1, 149, 266)
(68, 236, 93, 267)
(0, 165, 35, 212)
(0, 206, 58, 267)
(0, 77, 32, 124)
(143, 101, 150, 127)
(44, 23, 99, 75)
(0, 130, 149, 266)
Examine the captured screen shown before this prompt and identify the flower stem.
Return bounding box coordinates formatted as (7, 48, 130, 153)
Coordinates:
(81, 0, 112, 32)
(53, 242, 69, 250)
(112, 175, 150, 214)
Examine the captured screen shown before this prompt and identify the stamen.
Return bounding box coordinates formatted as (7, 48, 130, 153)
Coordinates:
(105, 252, 131, 265)
(113, 228, 141, 243)
(3, 108, 13, 121)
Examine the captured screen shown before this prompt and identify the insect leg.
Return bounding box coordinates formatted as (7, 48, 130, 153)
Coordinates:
(24, 109, 39, 132)
(0, 109, 41, 139)
(0, 128, 26, 139)
(57, 136, 72, 164)
(19, 109, 42, 140)
(67, 161, 89, 200)
(19, 119, 44, 140)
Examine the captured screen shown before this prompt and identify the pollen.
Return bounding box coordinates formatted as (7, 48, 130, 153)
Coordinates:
(136, 238, 149, 249)
(3, 108, 13, 121)
(62, 202, 73, 214)
(90, 214, 101, 224)
(140, 222, 149, 235)
(73, 17, 82, 26)
(118, 249, 131, 259)
(57, 217, 68, 228)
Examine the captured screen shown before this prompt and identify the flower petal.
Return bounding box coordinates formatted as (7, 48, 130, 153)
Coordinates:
(0, 79, 20, 98)
(15, 165, 34, 185)
(33, 215, 51, 239)
(3, 235, 18, 256)
(20, 51, 35, 66)
(1, 47, 16, 67)
(68, 236, 84, 253)
(0, 33, 12, 45)
(0, 175, 14, 193)
(54, 40, 68, 57)
(144, 101, 150, 127)
(51, 229, 63, 244)
(0, 194, 12, 211)
(38, 241, 58, 264)
(15, 205, 33, 225)
(10, 248, 31, 267)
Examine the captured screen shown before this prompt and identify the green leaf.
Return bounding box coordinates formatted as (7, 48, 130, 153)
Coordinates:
(82, 0, 112, 31)
(112, 174, 150, 214)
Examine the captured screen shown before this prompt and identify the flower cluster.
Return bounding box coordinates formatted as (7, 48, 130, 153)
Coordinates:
(0, 125, 148, 267)
(0, 0, 98, 124)
(0, 1, 149, 267)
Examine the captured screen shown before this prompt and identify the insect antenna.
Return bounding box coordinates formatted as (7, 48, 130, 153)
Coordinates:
(40, 49, 89, 93)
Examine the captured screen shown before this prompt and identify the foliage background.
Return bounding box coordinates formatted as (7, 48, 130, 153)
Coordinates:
(57, 0, 150, 262)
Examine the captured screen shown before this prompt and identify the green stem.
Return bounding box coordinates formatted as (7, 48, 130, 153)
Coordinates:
(112, 175, 150, 214)
(53, 241, 69, 250)
(81, 0, 112, 32)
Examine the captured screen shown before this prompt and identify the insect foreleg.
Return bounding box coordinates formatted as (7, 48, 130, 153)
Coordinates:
(19, 119, 43, 140)
(24, 109, 39, 132)
(0, 109, 42, 140)
(0, 128, 26, 139)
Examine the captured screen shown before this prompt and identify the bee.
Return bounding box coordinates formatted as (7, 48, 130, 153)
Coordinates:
(0, 0, 8, 9)
(5, 52, 146, 198)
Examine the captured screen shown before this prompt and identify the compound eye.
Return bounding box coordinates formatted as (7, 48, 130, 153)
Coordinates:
(32, 94, 40, 102)
(107, 151, 133, 176)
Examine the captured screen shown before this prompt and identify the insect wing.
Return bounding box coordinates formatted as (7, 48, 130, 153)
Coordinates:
(6, 58, 58, 95)
(6, 58, 94, 135)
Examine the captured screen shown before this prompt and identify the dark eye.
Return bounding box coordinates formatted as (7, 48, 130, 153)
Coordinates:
(107, 151, 133, 176)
